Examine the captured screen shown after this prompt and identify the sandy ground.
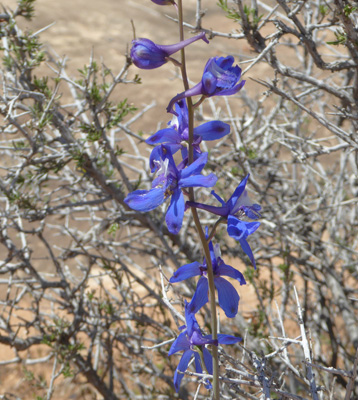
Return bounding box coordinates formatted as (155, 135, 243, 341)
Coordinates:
(0, 1, 269, 398)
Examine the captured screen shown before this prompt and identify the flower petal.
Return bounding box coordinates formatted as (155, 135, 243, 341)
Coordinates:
(146, 128, 180, 145)
(227, 216, 260, 238)
(214, 60, 240, 88)
(210, 190, 226, 206)
(246, 221, 261, 235)
(218, 263, 246, 285)
(194, 121, 230, 141)
(124, 188, 165, 212)
(187, 277, 209, 314)
(243, 203, 262, 220)
(173, 349, 193, 392)
(184, 300, 201, 337)
(227, 174, 249, 212)
(190, 330, 217, 346)
(215, 80, 246, 96)
(194, 352, 202, 374)
(168, 331, 190, 356)
(180, 152, 208, 179)
(180, 145, 188, 161)
(239, 237, 257, 269)
(217, 334, 242, 345)
(149, 144, 178, 173)
(231, 185, 261, 217)
(203, 347, 213, 375)
(202, 71, 217, 95)
(217, 56, 235, 70)
(214, 277, 240, 318)
(170, 262, 202, 283)
(179, 173, 217, 188)
(173, 100, 189, 131)
(166, 189, 185, 234)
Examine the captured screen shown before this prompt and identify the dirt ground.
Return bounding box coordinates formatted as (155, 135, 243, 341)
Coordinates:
(0, 1, 270, 398)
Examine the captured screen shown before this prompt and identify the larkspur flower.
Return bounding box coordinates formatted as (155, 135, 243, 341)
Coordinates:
(167, 56, 245, 113)
(169, 301, 241, 392)
(130, 32, 208, 70)
(146, 99, 230, 161)
(186, 174, 261, 267)
(170, 238, 246, 317)
(124, 146, 217, 234)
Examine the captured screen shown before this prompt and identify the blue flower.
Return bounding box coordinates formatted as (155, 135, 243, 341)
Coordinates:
(170, 239, 246, 317)
(167, 56, 245, 113)
(131, 32, 209, 70)
(186, 174, 261, 268)
(124, 146, 217, 234)
(169, 301, 241, 392)
(146, 100, 230, 161)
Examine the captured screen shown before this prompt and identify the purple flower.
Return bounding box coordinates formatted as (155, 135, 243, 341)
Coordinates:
(130, 32, 209, 70)
(124, 146, 217, 234)
(146, 99, 230, 161)
(167, 56, 245, 113)
(169, 301, 241, 392)
(186, 174, 261, 268)
(170, 239, 246, 317)
(151, 0, 175, 5)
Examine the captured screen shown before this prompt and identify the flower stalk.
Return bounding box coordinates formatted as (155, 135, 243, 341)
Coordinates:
(177, 0, 220, 397)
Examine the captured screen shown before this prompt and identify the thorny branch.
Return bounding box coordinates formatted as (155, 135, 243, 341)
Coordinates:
(0, 0, 357, 399)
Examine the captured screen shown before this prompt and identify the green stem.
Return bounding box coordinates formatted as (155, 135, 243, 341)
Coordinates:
(176, 1, 220, 398)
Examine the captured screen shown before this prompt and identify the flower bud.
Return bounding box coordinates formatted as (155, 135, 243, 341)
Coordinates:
(130, 38, 168, 69)
(130, 32, 208, 70)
